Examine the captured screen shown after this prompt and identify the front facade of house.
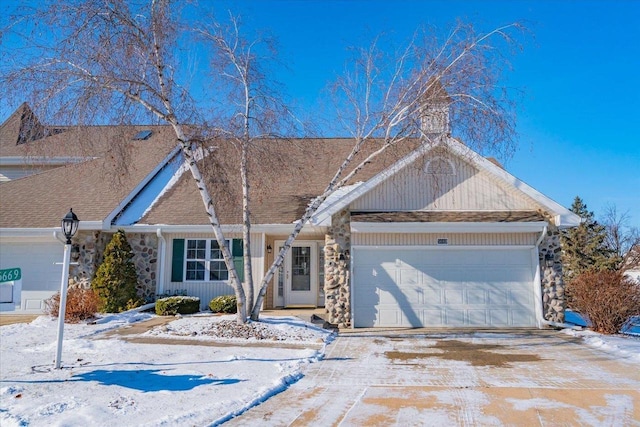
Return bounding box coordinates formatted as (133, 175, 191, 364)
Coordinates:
(0, 105, 579, 328)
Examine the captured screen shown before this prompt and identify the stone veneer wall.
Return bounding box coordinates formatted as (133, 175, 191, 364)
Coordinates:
(538, 224, 565, 323)
(324, 209, 351, 327)
(69, 231, 158, 303)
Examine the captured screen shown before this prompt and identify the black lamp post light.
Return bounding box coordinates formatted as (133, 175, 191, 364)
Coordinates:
(55, 208, 80, 369)
(61, 208, 79, 244)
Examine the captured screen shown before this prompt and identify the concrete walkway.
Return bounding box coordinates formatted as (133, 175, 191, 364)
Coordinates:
(225, 330, 640, 426)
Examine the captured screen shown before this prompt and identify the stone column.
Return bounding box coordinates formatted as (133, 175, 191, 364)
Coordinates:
(324, 209, 351, 327)
(69, 231, 107, 289)
(129, 233, 158, 303)
(68, 231, 158, 303)
(538, 225, 565, 322)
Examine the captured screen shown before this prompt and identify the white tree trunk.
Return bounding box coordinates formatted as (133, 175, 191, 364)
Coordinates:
(169, 123, 247, 324)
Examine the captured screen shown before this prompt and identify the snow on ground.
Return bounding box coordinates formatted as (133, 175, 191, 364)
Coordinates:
(562, 328, 640, 363)
(0, 313, 333, 427)
(2, 311, 639, 427)
(142, 314, 329, 345)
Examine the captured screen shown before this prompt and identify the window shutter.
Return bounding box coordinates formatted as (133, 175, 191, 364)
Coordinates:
(232, 239, 244, 283)
(171, 239, 185, 282)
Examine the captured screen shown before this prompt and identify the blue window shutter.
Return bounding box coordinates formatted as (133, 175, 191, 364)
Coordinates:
(232, 239, 244, 283)
(171, 239, 185, 282)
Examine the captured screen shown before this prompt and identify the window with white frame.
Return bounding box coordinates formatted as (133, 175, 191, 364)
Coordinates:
(185, 239, 229, 281)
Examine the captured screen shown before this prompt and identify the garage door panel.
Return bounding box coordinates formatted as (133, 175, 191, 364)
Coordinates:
(469, 309, 488, 324)
(489, 289, 509, 305)
(490, 309, 510, 325)
(379, 289, 399, 304)
(512, 309, 534, 326)
(467, 289, 487, 305)
(424, 287, 443, 304)
(379, 309, 400, 325)
(353, 247, 536, 328)
(423, 309, 443, 325)
(445, 309, 465, 325)
(444, 289, 464, 304)
(398, 269, 420, 286)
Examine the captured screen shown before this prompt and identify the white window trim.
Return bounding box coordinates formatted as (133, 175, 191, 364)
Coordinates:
(184, 238, 231, 282)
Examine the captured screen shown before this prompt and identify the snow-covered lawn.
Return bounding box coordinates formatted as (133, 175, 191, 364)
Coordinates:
(2, 312, 639, 427)
(0, 313, 333, 426)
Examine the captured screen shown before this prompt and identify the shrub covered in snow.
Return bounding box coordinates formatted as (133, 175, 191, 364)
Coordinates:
(156, 296, 200, 315)
(567, 270, 640, 334)
(45, 288, 99, 323)
(209, 295, 237, 313)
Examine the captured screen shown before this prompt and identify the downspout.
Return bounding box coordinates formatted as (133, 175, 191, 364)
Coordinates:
(532, 225, 548, 328)
(156, 228, 166, 296)
(535, 225, 548, 247)
(540, 318, 582, 330)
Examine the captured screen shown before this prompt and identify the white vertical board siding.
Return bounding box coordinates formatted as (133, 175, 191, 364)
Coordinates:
(353, 233, 538, 246)
(351, 154, 538, 211)
(162, 232, 264, 310)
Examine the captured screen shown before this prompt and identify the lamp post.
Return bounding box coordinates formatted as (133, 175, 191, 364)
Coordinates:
(54, 208, 79, 369)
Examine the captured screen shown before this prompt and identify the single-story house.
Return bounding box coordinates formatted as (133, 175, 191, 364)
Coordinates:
(0, 103, 580, 328)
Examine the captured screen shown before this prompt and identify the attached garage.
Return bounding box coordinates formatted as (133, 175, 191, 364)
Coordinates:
(352, 246, 539, 328)
(0, 240, 64, 312)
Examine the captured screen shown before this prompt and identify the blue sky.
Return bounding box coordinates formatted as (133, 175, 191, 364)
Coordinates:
(2, 0, 638, 227)
(211, 0, 639, 227)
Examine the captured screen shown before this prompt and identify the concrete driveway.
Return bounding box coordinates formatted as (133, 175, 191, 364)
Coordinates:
(225, 330, 640, 426)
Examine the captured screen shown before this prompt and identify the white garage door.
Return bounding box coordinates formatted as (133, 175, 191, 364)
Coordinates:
(352, 247, 537, 328)
(0, 241, 64, 312)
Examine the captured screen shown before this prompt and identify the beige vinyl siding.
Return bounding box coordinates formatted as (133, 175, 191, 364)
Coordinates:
(353, 232, 538, 246)
(162, 232, 264, 309)
(350, 153, 539, 211)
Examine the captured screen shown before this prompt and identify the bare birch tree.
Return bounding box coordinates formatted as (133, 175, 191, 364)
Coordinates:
(249, 22, 525, 320)
(601, 204, 640, 269)
(196, 14, 301, 311)
(1, 0, 250, 323)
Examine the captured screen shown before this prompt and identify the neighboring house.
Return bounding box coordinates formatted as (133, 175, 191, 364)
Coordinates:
(0, 103, 581, 329)
(623, 245, 640, 282)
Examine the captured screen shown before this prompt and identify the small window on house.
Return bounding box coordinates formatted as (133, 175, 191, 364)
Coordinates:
(426, 157, 455, 175)
(185, 239, 229, 281)
(133, 130, 153, 140)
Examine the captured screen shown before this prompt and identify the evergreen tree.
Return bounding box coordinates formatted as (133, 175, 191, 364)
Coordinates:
(92, 230, 140, 313)
(561, 196, 616, 280)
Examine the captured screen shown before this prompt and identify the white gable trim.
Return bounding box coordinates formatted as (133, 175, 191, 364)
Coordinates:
(311, 137, 581, 228)
(444, 140, 580, 228)
(102, 146, 182, 229)
(311, 142, 440, 226)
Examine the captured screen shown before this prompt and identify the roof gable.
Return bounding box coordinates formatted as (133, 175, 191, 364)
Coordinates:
(349, 146, 539, 212)
(312, 137, 581, 228)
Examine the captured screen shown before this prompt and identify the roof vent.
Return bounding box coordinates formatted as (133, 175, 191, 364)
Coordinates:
(133, 130, 153, 140)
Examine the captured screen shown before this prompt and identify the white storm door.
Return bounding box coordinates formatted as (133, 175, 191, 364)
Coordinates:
(281, 241, 317, 307)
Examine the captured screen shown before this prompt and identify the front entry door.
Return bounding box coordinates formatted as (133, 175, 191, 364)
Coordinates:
(276, 241, 318, 307)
